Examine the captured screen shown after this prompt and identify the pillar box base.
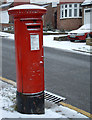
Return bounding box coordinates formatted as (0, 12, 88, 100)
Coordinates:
(16, 91, 44, 114)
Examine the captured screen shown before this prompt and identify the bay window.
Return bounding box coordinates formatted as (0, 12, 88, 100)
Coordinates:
(60, 3, 82, 19)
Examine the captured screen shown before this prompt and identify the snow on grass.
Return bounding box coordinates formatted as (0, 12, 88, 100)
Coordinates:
(0, 80, 88, 119)
(43, 35, 92, 55)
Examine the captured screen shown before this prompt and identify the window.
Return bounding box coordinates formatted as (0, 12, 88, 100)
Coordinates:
(74, 9, 77, 16)
(65, 4, 67, 8)
(69, 4, 72, 7)
(62, 10, 64, 18)
(60, 3, 82, 19)
(79, 4, 82, 7)
(65, 10, 67, 17)
(69, 9, 72, 17)
(74, 4, 77, 7)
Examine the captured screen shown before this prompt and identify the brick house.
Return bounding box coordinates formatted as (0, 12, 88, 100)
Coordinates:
(0, 1, 58, 30)
(81, 0, 92, 25)
(57, 0, 84, 31)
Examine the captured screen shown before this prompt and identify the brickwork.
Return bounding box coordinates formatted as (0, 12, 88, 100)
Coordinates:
(43, 3, 53, 28)
(52, 7, 57, 29)
(57, 4, 61, 30)
(58, 18, 82, 30)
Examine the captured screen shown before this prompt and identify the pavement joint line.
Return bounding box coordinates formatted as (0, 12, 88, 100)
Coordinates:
(0, 76, 91, 118)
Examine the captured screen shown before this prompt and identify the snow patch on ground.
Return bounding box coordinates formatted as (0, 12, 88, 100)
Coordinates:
(43, 35, 92, 55)
(0, 80, 88, 119)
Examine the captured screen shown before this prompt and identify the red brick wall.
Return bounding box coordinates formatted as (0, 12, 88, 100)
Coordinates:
(52, 7, 57, 29)
(59, 18, 82, 30)
(44, 5, 57, 29)
(57, 4, 82, 30)
(44, 3, 53, 28)
(57, 4, 61, 30)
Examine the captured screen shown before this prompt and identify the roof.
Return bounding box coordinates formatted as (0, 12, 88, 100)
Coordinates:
(82, 0, 92, 5)
(0, 2, 13, 9)
(60, 0, 84, 4)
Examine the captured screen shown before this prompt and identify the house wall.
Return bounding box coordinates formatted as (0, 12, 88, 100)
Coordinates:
(43, 3, 53, 28)
(52, 7, 57, 29)
(57, 4, 61, 30)
(43, 3, 58, 29)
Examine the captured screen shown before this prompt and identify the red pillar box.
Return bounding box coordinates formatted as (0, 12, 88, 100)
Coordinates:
(8, 4, 46, 114)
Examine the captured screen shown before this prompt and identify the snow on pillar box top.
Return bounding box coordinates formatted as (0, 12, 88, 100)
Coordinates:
(8, 4, 47, 19)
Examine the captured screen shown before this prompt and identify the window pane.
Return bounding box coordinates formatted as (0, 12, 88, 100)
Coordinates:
(74, 9, 77, 16)
(62, 5, 63, 8)
(69, 9, 72, 17)
(74, 4, 77, 7)
(69, 4, 72, 7)
(79, 4, 82, 7)
(62, 10, 64, 18)
(79, 9, 82, 16)
(65, 10, 67, 17)
(65, 4, 67, 8)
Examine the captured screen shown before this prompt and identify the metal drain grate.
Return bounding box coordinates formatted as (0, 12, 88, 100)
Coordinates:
(44, 91, 66, 104)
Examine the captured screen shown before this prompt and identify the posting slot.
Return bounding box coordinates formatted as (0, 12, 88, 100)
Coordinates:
(27, 25, 40, 31)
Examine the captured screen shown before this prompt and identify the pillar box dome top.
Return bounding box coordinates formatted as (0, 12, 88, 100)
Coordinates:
(8, 4, 47, 18)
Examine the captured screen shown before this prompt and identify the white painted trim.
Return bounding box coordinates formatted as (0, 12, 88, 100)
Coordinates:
(60, 17, 82, 20)
(60, 3, 82, 19)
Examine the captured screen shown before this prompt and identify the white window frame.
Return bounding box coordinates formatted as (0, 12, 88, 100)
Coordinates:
(60, 3, 82, 19)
